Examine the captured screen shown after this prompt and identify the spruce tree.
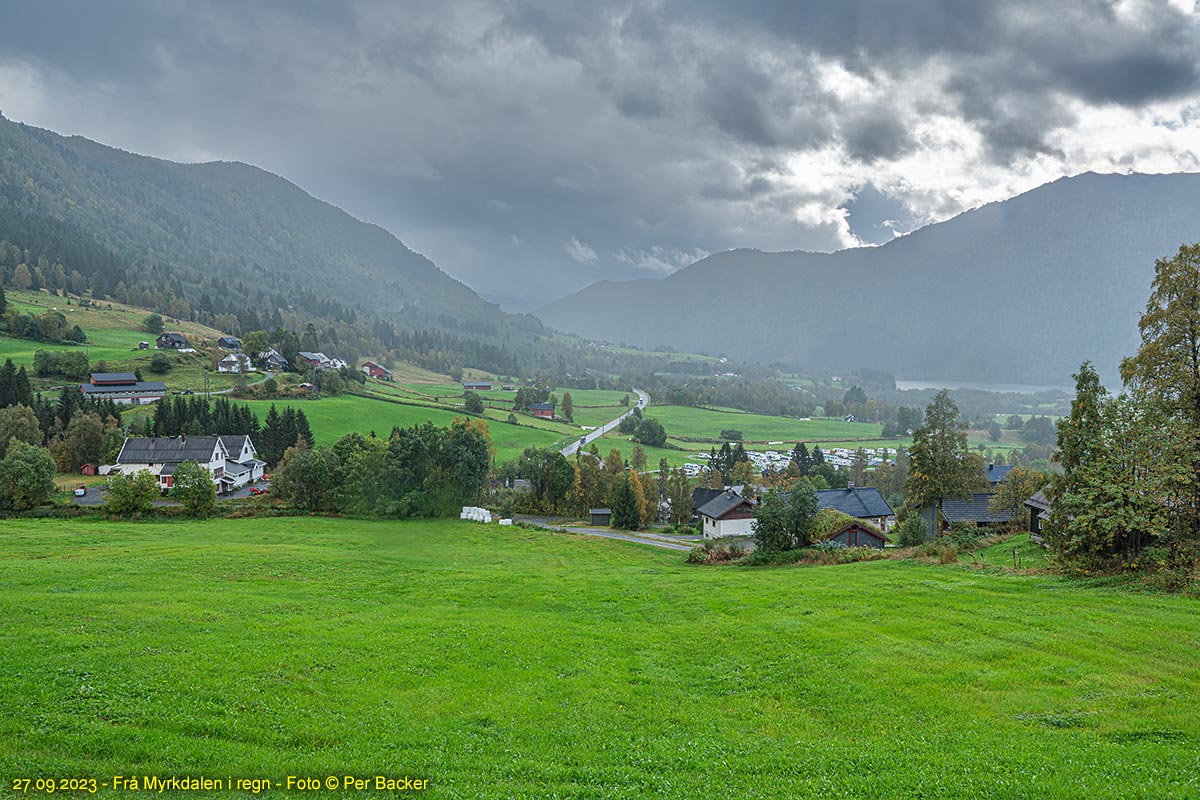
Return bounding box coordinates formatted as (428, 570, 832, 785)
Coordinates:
(296, 409, 313, 447)
(262, 404, 283, 466)
(791, 442, 812, 476)
(0, 359, 16, 408)
(14, 366, 32, 407)
(610, 472, 641, 530)
(281, 407, 299, 451)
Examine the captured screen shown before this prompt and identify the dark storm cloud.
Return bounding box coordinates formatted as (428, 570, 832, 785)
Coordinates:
(1, 0, 1198, 308)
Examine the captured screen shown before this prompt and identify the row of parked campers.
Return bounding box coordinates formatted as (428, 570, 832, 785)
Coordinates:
(461, 506, 513, 525)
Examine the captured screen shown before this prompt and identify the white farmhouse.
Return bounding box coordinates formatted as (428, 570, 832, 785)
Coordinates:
(697, 490, 757, 539)
(105, 434, 266, 494)
(217, 353, 254, 374)
(108, 435, 230, 492)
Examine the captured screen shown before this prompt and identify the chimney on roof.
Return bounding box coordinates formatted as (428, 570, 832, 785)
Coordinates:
(988, 463, 994, 471)
(847, 481, 855, 489)
(181, 433, 187, 443)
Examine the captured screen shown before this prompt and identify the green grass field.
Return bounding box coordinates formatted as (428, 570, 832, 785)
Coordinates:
(237, 395, 569, 463)
(587, 405, 1026, 468)
(2, 517, 1199, 798)
(386, 382, 633, 429)
(650, 405, 881, 442)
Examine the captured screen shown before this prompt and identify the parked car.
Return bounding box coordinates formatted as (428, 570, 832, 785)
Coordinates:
(248, 487, 269, 496)
(73, 485, 87, 497)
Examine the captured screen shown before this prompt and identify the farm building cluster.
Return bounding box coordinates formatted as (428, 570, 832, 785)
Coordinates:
(100, 434, 266, 494)
(693, 461, 1045, 546)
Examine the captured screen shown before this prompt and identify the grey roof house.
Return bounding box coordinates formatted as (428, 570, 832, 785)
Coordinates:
(816, 486, 895, 522)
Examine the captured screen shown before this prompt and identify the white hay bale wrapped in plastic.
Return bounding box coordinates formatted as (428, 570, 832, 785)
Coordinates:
(499, 518, 513, 526)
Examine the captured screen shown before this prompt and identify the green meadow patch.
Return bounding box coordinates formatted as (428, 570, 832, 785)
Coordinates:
(2, 517, 1199, 798)
(237, 395, 569, 462)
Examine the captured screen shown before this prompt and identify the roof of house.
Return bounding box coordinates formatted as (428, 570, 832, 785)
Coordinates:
(218, 435, 253, 456)
(590, 508, 612, 515)
(219, 353, 246, 363)
(811, 508, 891, 543)
(90, 372, 138, 384)
(531, 402, 555, 411)
(81, 381, 167, 396)
(697, 490, 755, 520)
(985, 463, 1015, 483)
(298, 351, 328, 361)
(218, 336, 241, 345)
(159, 332, 188, 343)
(116, 436, 224, 465)
(1024, 490, 1050, 512)
(692, 487, 725, 511)
(941, 493, 1013, 524)
(223, 461, 251, 476)
(815, 487, 894, 519)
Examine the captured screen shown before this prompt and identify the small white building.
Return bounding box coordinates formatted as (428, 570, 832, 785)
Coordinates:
(697, 490, 757, 539)
(217, 353, 254, 374)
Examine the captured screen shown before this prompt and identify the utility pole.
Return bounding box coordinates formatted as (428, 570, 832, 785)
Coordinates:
(204, 369, 210, 399)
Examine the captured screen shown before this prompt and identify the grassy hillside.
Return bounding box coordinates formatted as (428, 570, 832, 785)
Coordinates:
(0, 288, 247, 391)
(2, 517, 1198, 798)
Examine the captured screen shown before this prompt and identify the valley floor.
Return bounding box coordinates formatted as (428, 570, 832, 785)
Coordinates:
(1, 517, 1198, 798)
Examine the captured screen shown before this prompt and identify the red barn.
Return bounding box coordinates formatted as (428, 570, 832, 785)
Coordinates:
(80, 463, 98, 476)
(361, 361, 393, 380)
(531, 402, 555, 419)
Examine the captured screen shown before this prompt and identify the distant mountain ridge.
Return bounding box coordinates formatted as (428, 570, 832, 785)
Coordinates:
(536, 171, 1200, 383)
(0, 113, 522, 339)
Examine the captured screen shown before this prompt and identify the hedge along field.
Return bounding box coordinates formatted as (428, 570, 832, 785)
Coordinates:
(2, 517, 1200, 798)
(237, 395, 568, 463)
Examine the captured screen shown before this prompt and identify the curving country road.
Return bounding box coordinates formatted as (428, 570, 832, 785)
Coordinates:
(560, 388, 649, 457)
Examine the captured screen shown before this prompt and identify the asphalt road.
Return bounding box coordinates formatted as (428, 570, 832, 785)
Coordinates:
(70, 480, 269, 505)
(560, 388, 649, 457)
(517, 515, 695, 552)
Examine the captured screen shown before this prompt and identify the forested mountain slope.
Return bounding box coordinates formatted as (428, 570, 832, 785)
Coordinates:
(538, 171, 1200, 382)
(0, 113, 538, 364)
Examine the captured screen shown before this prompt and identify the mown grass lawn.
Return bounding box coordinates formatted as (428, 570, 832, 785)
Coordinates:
(2, 517, 1198, 798)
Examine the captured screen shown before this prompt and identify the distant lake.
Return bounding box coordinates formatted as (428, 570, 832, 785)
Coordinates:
(895, 379, 1072, 394)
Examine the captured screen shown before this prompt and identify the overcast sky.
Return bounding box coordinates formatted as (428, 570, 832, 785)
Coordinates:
(2, 0, 1200, 310)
